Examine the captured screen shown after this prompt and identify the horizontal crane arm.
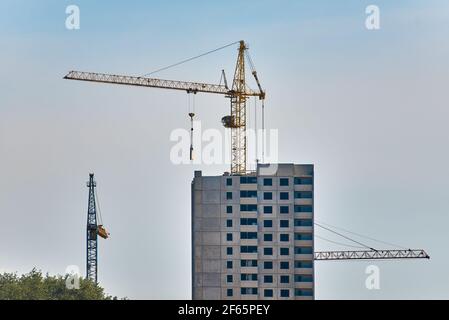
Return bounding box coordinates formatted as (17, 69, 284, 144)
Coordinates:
(64, 71, 263, 97)
(314, 249, 430, 261)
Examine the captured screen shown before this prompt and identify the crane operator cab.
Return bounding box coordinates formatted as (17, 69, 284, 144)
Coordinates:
(97, 225, 109, 239)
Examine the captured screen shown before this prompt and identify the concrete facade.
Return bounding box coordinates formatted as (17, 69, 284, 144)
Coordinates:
(192, 164, 314, 300)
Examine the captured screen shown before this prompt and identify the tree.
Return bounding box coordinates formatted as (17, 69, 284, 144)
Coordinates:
(0, 268, 119, 300)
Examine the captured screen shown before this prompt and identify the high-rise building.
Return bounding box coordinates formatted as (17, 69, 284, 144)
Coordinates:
(192, 163, 314, 300)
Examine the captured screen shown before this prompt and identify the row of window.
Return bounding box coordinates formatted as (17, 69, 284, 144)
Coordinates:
(234, 205, 312, 214)
(227, 177, 313, 186)
(238, 191, 313, 200)
(238, 219, 313, 227)
(227, 261, 312, 270)
(239, 260, 313, 268)
(226, 288, 313, 297)
(225, 245, 313, 255)
(226, 233, 312, 242)
(226, 274, 313, 284)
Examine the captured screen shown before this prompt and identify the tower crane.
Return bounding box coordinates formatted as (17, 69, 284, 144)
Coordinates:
(64, 40, 265, 175)
(86, 173, 109, 283)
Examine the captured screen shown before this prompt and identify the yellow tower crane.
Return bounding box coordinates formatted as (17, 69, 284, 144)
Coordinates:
(64, 40, 265, 175)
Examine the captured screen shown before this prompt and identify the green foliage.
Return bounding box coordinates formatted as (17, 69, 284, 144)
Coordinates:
(0, 268, 119, 300)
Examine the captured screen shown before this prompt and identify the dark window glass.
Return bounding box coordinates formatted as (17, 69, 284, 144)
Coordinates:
(240, 190, 257, 198)
(294, 177, 313, 185)
(280, 261, 289, 269)
(227, 206, 233, 214)
(294, 191, 313, 199)
(294, 205, 313, 213)
(263, 178, 272, 186)
(280, 248, 289, 256)
(280, 220, 289, 228)
(264, 261, 273, 269)
(264, 247, 273, 255)
(280, 178, 289, 186)
(264, 206, 273, 214)
(280, 206, 289, 214)
(280, 275, 290, 284)
(264, 192, 273, 200)
(240, 176, 257, 184)
(226, 192, 233, 200)
(280, 289, 290, 298)
(226, 220, 233, 227)
(264, 275, 273, 283)
(227, 233, 233, 241)
(226, 178, 233, 186)
(280, 192, 289, 200)
(294, 219, 313, 227)
(280, 234, 289, 242)
(227, 247, 233, 255)
(264, 233, 273, 242)
(227, 261, 233, 269)
(264, 289, 273, 297)
(227, 275, 233, 283)
(227, 289, 233, 297)
(264, 220, 273, 228)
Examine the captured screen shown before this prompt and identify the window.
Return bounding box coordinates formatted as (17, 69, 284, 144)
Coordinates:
(240, 190, 257, 198)
(280, 248, 290, 256)
(280, 178, 289, 186)
(280, 192, 289, 200)
(240, 232, 257, 240)
(294, 205, 313, 213)
(226, 261, 233, 269)
(226, 220, 233, 228)
(295, 261, 313, 269)
(294, 191, 313, 199)
(240, 204, 257, 212)
(227, 206, 233, 214)
(241, 260, 257, 267)
(241, 288, 258, 295)
(263, 192, 273, 200)
(227, 247, 233, 255)
(264, 275, 273, 283)
(263, 178, 272, 186)
(241, 246, 258, 253)
(264, 247, 273, 255)
(295, 275, 313, 282)
(240, 176, 257, 184)
(241, 218, 258, 226)
(264, 220, 273, 228)
(295, 233, 313, 240)
(226, 192, 233, 200)
(263, 206, 273, 214)
(264, 233, 273, 242)
(226, 178, 233, 186)
(264, 289, 273, 297)
(280, 261, 289, 270)
(241, 274, 258, 281)
(280, 234, 289, 242)
(294, 177, 313, 185)
(264, 261, 273, 269)
(280, 275, 290, 284)
(280, 206, 289, 214)
(294, 219, 313, 227)
(280, 289, 290, 298)
(280, 220, 289, 228)
(295, 247, 313, 254)
(227, 289, 233, 297)
(226, 233, 233, 241)
(227, 275, 233, 283)
(295, 289, 313, 297)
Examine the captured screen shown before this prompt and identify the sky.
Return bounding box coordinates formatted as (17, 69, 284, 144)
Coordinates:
(0, 0, 448, 299)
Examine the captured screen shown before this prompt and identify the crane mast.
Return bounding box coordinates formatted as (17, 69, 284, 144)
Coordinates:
(86, 173, 98, 283)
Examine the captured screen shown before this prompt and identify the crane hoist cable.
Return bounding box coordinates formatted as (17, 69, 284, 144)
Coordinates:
(315, 222, 377, 251)
(315, 235, 367, 250)
(94, 187, 109, 239)
(315, 219, 408, 250)
(142, 41, 241, 77)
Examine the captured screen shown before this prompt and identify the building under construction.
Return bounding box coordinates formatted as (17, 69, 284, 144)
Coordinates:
(192, 164, 315, 300)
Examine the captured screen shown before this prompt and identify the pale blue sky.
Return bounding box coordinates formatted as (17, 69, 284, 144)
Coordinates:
(0, 1, 448, 299)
